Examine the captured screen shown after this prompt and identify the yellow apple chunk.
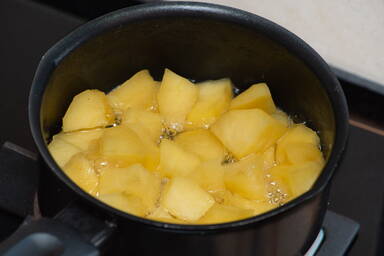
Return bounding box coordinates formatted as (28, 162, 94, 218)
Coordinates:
(211, 109, 287, 158)
(269, 162, 323, 197)
(161, 177, 214, 221)
(99, 164, 161, 211)
(147, 206, 186, 224)
(262, 146, 276, 170)
(48, 137, 81, 167)
(99, 126, 146, 167)
(174, 129, 226, 162)
(121, 108, 163, 143)
(216, 191, 277, 215)
(53, 129, 104, 151)
(188, 160, 225, 193)
(159, 139, 200, 178)
(62, 89, 114, 132)
(271, 109, 292, 127)
(186, 79, 233, 128)
(197, 204, 253, 224)
(280, 143, 324, 165)
(224, 154, 268, 200)
(157, 69, 198, 129)
(276, 124, 322, 165)
(99, 193, 147, 216)
(107, 70, 159, 112)
(63, 153, 98, 195)
(230, 83, 276, 113)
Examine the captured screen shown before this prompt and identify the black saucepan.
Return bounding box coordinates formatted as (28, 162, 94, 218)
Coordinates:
(0, 2, 348, 256)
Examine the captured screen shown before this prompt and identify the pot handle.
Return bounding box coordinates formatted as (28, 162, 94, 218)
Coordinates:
(0, 202, 116, 256)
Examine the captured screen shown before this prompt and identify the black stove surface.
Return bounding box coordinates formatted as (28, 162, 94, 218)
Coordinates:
(0, 0, 383, 255)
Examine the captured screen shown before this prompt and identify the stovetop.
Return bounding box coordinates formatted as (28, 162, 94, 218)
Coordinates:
(0, 0, 383, 255)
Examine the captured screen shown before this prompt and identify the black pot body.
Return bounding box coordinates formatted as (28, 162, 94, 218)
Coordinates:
(30, 2, 349, 256)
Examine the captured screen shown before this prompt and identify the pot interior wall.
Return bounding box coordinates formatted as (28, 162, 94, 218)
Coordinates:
(40, 16, 335, 157)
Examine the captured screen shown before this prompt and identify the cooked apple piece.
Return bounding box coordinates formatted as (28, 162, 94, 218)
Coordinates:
(217, 191, 276, 215)
(63, 153, 98, 195)
(276, 124, 322, 165)
(53, 129, 104, 151)
(126, 123, 160, 171)
(99, 164, 161, 211)
(188, 160, 225, 193)
(48, 137, 81, 167)
(277, 124, 320, 145)
(224, 154, 268, 200)
(269, 162, 323, 197)
(186, 79, 233, 129)
(174, 129, 226, 162)
(121, 108, 163, 143)
(157, 69, 198, 129)
(99, 126, 146, 167)
(267, 174, 293, 204)
(159, 139, 200, 178)
(211, 109, 287, 158)
(229, 83, 276, 113)
(271, 109, 292, 127)
(62, 89, 114, 132)
(279, 143, 324, 165)
(147, 206, 186, 224)
(99, 193, 147, 216)
(251, 200, 279, 215)
(262, 146, 276, 170)
(161, 177, 214, 221)
(107, 70, 159, 112)
(197, 204, 253, 224)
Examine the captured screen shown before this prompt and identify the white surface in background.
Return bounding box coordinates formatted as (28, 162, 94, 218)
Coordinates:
(170, 0, 384, 88)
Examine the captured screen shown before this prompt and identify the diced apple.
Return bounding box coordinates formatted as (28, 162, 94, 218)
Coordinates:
(159, 139, 200, 178)
(127, 123, 160, 171)
(99, 193, 147, 216)
(229, 83, 276, 113)
(276, 124, 322, 165)
(186, 79, 233, 129)
(157, 69, 198, 129)
(277, 124, 320, 146)
(224, 154, 268, 200)
(62, 89, 114, 132)
(217, 191, 276, 215)
(251, 200, 279, 215)
(174, 129, 226, 162)
(197, 204, 253, 224)
(188, 160, 225, 193)
(147, 206, 186, 224)
(121, 108, 163, 143)
(161, 177, 214, 221)
(107, 70, 159, 112)
(269, 162, 323, 197)
(266, 173, 293, 204)
(53, 129, 104, 151)
(211, 109, 287, 158)
(262, 146, 276, 170)
(278, 142, 324, 165)
(271, 109, 292, 127)
(48, 137, 81, 167)
(99, 126, 146, 167)
(99, 164, 161, 211)
(63, 153, 98, 195)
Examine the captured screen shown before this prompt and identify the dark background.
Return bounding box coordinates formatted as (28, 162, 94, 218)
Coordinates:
(0, 0, 383, 255)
